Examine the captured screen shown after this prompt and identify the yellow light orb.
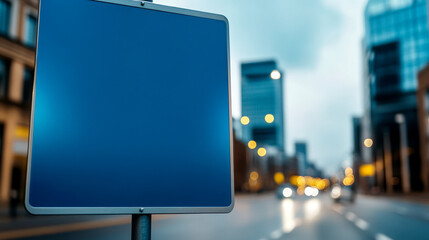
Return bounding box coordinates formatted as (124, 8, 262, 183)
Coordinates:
(250, 171, 259, 181)
(323, 179, 330, 187)
(265, 114, 275, 124)
(364, 138, 373, 148)
(270, 70, 281, 80)
(343, 176, 355, 186)
(248, 140, 257, 149)
(345, 167, 353, 176)
(297, 176, 306, 186)
(274, 172, 285, 184)
(241, 116, 250, 125)
(359, 164, 376, 177)
(257, 147, 267, 157)
(316, 180, 326, 190)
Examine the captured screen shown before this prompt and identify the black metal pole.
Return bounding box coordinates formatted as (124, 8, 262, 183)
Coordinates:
(132, 214, 152, 240)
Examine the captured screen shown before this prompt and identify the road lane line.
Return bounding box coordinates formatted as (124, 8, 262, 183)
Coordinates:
(332, 205, 344, 214)
(270, 229, 282, 239)
(375, 233, 393, 240)
(345, 212, 356, 222)
(354, 218, 369, 231)
(395, 207, 408, 215)
(0, 217, 131, 239)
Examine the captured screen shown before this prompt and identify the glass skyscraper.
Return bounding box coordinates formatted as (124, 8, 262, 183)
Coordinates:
(241, 60, 285, 153)
(363, 0, 429, 192)
(365, 0, 429, 92)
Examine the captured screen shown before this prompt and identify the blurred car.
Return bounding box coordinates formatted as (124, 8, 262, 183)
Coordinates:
(330, 184, 355, 203)
(304, 186, 319, 197)
(276, 184, 295, 199)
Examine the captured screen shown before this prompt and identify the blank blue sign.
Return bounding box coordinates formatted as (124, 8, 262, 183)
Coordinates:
(26, 0, 232, 214)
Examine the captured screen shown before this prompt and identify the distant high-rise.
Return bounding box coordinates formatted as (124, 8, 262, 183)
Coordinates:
(295, 142, 308, 176)
(363, 0, 429, 192)
(240, 60, 285, 153)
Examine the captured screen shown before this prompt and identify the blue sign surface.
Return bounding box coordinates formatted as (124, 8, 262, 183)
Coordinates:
(26, 0, 233, 214)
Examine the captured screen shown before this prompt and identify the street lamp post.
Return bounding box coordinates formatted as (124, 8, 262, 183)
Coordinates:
(395, 113, 410, 194)
(383, 129, 394, 194)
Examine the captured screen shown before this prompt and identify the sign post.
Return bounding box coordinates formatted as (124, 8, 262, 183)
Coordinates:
(132, 214, 151, 240)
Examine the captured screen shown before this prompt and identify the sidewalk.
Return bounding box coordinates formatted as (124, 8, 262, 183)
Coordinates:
(0, 206, 128, 232)
(363, 192, 429, 206)
(0, 206, 176, 239)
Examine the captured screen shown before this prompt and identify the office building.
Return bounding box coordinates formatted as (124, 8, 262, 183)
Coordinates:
(363, 0, 429, 192)
(295, 142, 308, 176)
(0, 0, 38, 204)
(417, 65, 429, 190)
(241, 60, 285, 152)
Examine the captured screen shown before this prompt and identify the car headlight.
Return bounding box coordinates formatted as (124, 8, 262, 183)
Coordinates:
(331, 186, 342, 199)
(282, 188, 293, 198)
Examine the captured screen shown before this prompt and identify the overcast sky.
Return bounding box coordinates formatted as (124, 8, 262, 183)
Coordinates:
(157, 0, 368, 175)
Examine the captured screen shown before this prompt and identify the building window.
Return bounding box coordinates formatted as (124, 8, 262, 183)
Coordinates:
(0, 0, 11, 36)
(25, 14, 37, 47)
(0, 58, 9, 98)
(22, 68, 33, 105)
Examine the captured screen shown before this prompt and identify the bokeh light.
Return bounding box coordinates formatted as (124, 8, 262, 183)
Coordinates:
(248, 140, 257, 149)
(364, 138, 373, 148)
(265, 114, 275, 124)
(270, 70, 281, 80)
(250, 171, 259, 181)
(241, 116, 250, 125)
(257, 147, 267, 157)
(274, 172, 285, 184)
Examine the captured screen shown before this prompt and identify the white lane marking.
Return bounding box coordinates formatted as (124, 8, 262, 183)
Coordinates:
(0, 217, 131, 239)
(270, 229, 283, 239)
(345, 212, 357, 222)
(395, 207, 408, 215)
(355, 218, 369, 231)
(332, 205, 344, 214)
(375, 233, 394, 240)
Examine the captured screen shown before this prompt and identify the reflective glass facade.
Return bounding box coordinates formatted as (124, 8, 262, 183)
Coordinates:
(25, 14, 37, 47)
(241, 60, 285, 152)
(0, 0, 11, 36)
(365, 0, 429, 91)
(0, 57, 8, 98)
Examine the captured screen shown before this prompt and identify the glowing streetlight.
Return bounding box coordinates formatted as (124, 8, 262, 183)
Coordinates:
(265, 114, 275, 124)
(270, 70, 281, 80)
(257, 147, 267, 157)
(248, 140, 257, 149)
(241, 116, 250, 125)
(364, 138, 373, 148)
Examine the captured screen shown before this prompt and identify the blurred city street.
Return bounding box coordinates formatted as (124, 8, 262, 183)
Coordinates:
(1, 192, 429, 240)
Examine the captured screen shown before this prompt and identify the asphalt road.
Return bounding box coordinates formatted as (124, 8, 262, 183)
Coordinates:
(3, 193, 429, 240)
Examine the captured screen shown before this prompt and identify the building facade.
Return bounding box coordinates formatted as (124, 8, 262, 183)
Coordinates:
(0, 0, 38, 204)
(295, 142, 308, 176)
(240, 60, 286, 190)
(363, 0, 429, 192)
(241, 60, 285, 152)
(417, 65, 429, 191)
